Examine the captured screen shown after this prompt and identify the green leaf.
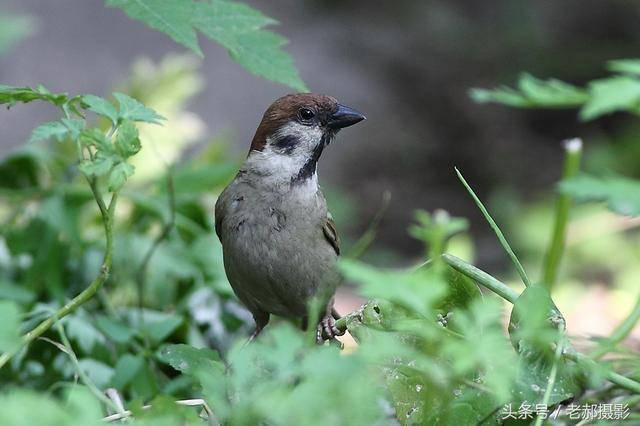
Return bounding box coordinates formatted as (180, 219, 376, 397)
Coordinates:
(95, 314, 136, 343)
(76, 358, 114, 389)
(0, 280, 36, 304)
(28, 121, 69, 143)
(65, 315, 106, 354)
(0, 84, 68, 108)
(144, 314, 183, 343)
(105, 0, 202, 56)
(0, 300, 22, 353)
(193, 1, 307, 91)
(559, 173, 640, 216)
(61, 118, 85, 140)
(113, 92, 165, 123)
(81, 94, 118, 125)
(78, 155, 115, 177)
(114, 120, 141, 157)
(108, 162, 135, 191)
(471, 73, 587, 109)
(111, 354, 145, 389)
(158, 344, 222, 376)
(607, 58, 640, 75)
(580, 76, 640, 120)
(105, 0, 307, 91)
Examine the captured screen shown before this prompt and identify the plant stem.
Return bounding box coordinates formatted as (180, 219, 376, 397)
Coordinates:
(541, 138, 582, 290)
(590, 293, 640, 360)
(455, 168, 532, 287)
(55, 322, 119, 411)
(534, 335, 564, 426)
(0, 187, 118, 370)
(566, 352, 640, 394)
(441, 253, 519, 303)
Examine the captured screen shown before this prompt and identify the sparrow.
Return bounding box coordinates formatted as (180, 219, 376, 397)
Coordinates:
(214, 93, 365, 342)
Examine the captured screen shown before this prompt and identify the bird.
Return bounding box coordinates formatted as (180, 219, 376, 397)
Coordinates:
(214, 93, 365, 342)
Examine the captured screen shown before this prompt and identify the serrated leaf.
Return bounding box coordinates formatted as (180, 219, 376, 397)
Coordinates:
(115, 120, 141, 157)
(113, 92, 165, 124)
(0, 84, 68, 107)
(108, 162, 134, 191)
(105, 0, 307, 91)
(28, 121, 69, 143)
(559, 173, 640, 216)
(78, 155, 115, 177)
(580, 76, 640, 120)
(105, 0, 202, 56)
(193, 1, 307, 91)
(81, 94, 118, 125)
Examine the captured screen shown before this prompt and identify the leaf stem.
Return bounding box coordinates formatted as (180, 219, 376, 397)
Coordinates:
(541, 139, 582, 290)
(455, 168, 532, 287)
(566, 352, 640, 394)
(441, 253, 519, 303)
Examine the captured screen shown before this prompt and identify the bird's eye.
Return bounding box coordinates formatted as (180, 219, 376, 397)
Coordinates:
(298, 108, 315, 121)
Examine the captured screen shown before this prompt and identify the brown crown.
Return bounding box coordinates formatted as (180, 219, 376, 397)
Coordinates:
(249, 93, 338, 153)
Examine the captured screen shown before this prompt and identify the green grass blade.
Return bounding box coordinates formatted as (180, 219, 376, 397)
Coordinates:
(541, 138, 582, 290)
(455, 167, 532, 287)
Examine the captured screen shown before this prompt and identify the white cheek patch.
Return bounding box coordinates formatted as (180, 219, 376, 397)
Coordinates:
(244, 121, 326, 189)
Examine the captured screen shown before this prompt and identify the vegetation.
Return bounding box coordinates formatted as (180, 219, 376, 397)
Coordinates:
(0, 1, 638, 425)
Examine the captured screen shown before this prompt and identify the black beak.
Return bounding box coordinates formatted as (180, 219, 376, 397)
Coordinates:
(327, 104, 366, 129)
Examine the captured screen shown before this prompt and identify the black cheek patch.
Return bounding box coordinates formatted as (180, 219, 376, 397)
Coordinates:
(272, 135, 299, 154)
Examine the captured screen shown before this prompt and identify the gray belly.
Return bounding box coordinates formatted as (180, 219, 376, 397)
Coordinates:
(221, 213, 339, 318)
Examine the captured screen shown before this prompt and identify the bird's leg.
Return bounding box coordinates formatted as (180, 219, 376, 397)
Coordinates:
(316, 299, 345, 343)
(331, 307, 341, 320)
(245, 310, 270, 345)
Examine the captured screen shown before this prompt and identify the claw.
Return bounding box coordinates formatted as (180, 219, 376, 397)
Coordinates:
(316, 314, 345, 343)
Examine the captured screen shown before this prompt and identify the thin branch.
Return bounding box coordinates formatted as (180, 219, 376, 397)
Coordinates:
(541, 138, 582, 290)
(441, 253, 520, 303)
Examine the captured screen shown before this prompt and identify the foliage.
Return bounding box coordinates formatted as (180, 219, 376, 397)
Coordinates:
(1, 3, 639, 425)
(105, 0, 307, 91)
(472, 59, 640, 220)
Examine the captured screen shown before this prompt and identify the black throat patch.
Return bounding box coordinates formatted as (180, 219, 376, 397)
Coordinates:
(292, 132, 335, 184)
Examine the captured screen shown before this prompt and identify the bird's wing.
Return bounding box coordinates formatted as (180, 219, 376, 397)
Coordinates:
(214, 191, 226, 240)
(322, 213, 340, 256)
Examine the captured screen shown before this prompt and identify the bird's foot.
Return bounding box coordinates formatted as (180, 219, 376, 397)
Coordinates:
(316, 314, 345, 343)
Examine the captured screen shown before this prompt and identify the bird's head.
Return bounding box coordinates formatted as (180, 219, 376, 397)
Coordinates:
(246, 93, 365, 184)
